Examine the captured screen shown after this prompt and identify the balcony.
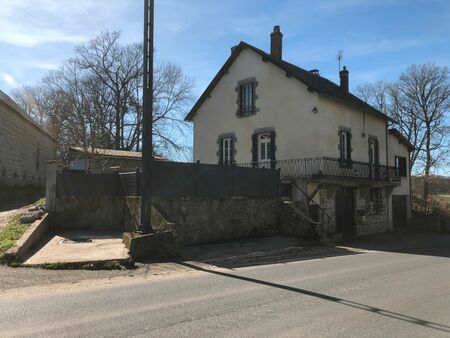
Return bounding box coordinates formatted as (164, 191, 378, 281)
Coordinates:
(237, 157, 401, 183)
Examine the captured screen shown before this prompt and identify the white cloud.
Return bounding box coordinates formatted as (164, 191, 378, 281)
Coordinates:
(2, 73, 17, 86)
(0, 0, 136, 47)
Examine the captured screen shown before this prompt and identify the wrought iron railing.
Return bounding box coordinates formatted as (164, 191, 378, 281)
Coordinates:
(236, 157, 400, 182)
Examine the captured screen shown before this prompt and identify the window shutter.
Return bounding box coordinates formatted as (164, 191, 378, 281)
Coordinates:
(347, 132, 352, 160)
(230, 138, 235, 164)
(270, 131, 276, 169)
(252, 133, 258, 167)
(218, 138, 223, 165)
(402, 157, 407, 177)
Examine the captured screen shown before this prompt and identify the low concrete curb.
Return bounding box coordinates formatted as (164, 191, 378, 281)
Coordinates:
(4, 213, 50, 265)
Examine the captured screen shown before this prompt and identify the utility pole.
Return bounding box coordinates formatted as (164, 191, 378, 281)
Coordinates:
(139, 0, 154, 233)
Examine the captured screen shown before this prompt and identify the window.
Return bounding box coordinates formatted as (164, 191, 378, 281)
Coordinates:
(222, 138, 233, 165)
(395, 156, 407, 177)
(259, 133, 271, 162)
(252, 130, 276, 169)
(340, 130, 352, 166)
(368, 138, 379, 165)
(369, 188, 381, 214)
(239, 82, 255, 116)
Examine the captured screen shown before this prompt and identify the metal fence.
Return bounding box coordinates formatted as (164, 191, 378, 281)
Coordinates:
(237, 157, 400, 182)
(57, 161, 280, 199)
(120, 161, 280, 198)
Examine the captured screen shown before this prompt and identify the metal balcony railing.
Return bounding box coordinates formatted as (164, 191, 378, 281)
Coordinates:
(236, 157, 401, 182)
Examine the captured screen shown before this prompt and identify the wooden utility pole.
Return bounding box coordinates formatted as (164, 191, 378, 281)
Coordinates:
(139, 0, 154, 233)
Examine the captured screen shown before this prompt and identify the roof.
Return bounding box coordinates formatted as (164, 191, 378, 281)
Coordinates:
(185, 41, 395, 123)
(69, 147, 165, 161)
(0, 90, 56, 142)
(388, 129, 414, 152)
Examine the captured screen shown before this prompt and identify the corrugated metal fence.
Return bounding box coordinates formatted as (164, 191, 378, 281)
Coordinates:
(57, 161, 280, 199)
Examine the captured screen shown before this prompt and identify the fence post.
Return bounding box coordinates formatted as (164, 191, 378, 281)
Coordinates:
(136, 168, 141, 196)
(231, 164, 234, 197)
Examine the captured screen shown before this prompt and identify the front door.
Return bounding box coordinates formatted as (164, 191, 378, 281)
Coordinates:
(335, 188, 355, 239)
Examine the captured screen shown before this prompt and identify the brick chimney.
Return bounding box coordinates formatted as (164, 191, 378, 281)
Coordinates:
(339, 66, 349, 93)
(270, 25, 283, 60)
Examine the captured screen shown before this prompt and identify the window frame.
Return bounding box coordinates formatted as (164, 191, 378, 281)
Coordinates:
(236, 78, 259, 117)
(339, 128, 352, 167)
(222, 137, 233, 165)
(395, 156, 407, 177)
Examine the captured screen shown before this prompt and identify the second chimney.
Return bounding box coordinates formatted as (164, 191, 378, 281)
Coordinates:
(339, 66, 349, 93)
(270, 25, 283, 61)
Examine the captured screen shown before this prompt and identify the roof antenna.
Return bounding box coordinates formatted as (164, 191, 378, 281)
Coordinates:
(337, 50, 343, 71)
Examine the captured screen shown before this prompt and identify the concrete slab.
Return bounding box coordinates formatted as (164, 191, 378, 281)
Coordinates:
(23, 231, 129, 266)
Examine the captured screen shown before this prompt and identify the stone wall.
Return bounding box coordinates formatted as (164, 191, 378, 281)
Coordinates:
(318, 184, 390, 237)
(152, 197, 279, 246)
(50, 195, 280, 246)
(51, 196, 125, 231)
(0, 91, 56, 188)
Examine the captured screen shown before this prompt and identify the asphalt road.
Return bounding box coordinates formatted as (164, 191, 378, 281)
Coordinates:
(1, 232, 449, 337)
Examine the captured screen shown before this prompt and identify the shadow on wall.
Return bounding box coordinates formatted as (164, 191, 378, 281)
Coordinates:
(0, 186, 44, 212)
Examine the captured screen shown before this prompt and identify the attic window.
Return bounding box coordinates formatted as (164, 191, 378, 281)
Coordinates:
(236, 78, 259, 117)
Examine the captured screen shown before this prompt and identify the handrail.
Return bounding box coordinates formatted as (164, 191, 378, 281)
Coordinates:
(236, 157, 400, 182)
(291, 181, 332, 222)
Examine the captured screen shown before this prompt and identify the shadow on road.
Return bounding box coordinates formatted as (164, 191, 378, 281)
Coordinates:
(179, 261, 450, 333)
(342, 229, 450, 259)
(180, 237, 363, 269)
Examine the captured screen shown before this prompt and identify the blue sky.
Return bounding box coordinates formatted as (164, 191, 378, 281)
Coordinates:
(1, 0, 449, 98)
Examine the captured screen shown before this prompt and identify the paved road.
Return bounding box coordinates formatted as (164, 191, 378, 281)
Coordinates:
(1, 232, 450, 337)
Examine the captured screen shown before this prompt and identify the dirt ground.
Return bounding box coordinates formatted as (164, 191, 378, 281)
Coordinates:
(0, 208, 23, 231)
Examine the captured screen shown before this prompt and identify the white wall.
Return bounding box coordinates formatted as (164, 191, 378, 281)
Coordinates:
(389, 133, 410, 195)
(192, 47, 389, 165)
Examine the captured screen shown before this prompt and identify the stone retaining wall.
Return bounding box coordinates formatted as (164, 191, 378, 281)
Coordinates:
(0, 91, 56, 188)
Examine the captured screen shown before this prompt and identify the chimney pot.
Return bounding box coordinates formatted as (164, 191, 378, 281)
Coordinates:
(270, 25, 283, 61)
(339, 66, 349, 93)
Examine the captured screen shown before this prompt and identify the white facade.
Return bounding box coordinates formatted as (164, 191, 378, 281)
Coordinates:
(192, 48, 390, 166)
(188, 34, 411, 237)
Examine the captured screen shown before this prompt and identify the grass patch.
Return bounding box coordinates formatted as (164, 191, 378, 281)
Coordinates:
(40, 260, 134, 270)
(0, 213, 28, 263)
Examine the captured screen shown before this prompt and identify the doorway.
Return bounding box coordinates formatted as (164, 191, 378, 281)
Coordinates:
(335, 187, 355, 239)
(392, 195, 408, 229)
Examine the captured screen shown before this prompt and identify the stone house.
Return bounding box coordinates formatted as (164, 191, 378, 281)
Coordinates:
(185, 26, 412, 239)
(68, 146, 165, 173)
(0, 90, 56, 191)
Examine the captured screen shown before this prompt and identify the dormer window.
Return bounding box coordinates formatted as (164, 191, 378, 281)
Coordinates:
(236, 78, 259, 117)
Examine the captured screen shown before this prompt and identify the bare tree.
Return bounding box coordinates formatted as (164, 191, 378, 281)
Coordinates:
(399, 64, 450, 204)
(355, 80, 390, 115)
(356, 64, 450, 213)
(12, 30, 194, 161)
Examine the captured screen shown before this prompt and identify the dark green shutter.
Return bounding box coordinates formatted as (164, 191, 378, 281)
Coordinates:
(218, 138, 223, 165)
(252, 134, 258, 167)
